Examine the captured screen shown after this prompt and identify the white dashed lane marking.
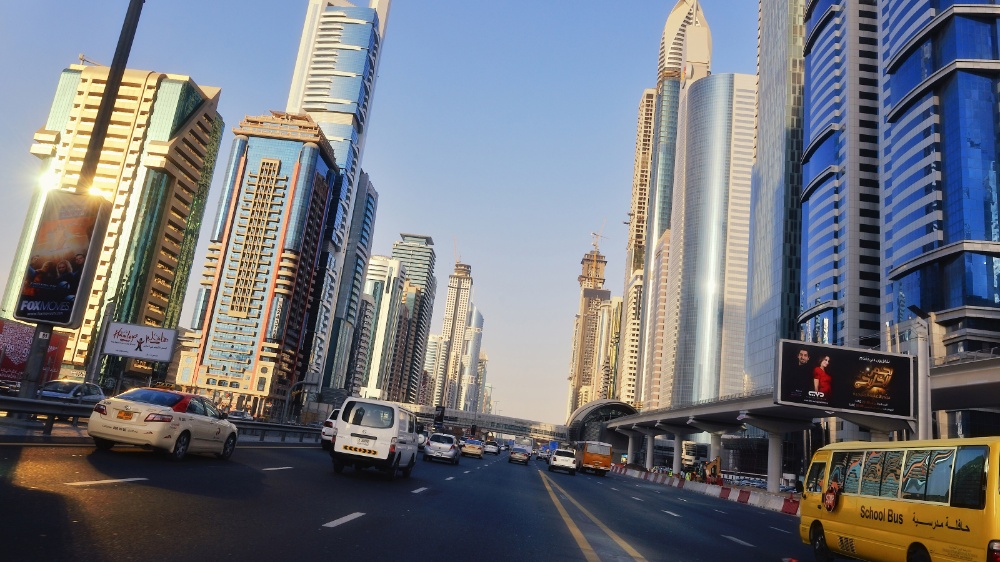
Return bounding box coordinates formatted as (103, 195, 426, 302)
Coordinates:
(464, 471, 470, 474)
(446, 477, 455, 481)
(411, 487, 428, 494)
(262, 467, 294, 471)
(631, 497, 644, 502)
(66, 478, 148, 486)
(323, 512, 365, 528)
(662, 510, 681, 517)
(722, 536, 755, 547)
(714, 509, 726, 514)
(769, 526, 792, 534)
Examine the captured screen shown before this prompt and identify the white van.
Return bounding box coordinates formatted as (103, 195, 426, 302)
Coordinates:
(329, 398, 420, 480)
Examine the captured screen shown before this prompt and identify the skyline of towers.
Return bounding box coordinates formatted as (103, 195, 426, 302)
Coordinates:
(191, 112, 337, 417)
(359, 255, 407, 400)
(1, 64, 223, 386)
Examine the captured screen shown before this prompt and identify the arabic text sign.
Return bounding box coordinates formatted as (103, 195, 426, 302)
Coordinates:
(102, 323, 177, 363)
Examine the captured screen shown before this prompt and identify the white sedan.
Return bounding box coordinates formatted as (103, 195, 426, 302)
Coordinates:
(88, 388, 238, 461)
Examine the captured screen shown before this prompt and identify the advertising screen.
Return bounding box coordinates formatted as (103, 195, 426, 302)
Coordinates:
(775, 339, 913, 419)
(103, 323, 177, 363)
(0, 318, 68, 384)
(13, 191, 109, 328)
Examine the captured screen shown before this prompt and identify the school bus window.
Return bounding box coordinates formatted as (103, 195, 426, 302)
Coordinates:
(924, 449, 955, 503)
(843, 450, 864, 493)
(951, 445, 987, 509)
(880, 449, 904, 498)
(830, 452, 848, 489)
(901, 449, 929, 500)
(860, 450, 884, 496)
(805, 462, 826, 493)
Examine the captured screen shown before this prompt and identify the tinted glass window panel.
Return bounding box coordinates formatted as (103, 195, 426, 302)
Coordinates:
(881, 450, 905, 498)
(925, 449, 956, 503)
(843, 451, 865, 493)
(951, 445, 988, 509)
(901, 450, 930, 500)
(806, 462, 827, 493)
(861, 450, 885, 496)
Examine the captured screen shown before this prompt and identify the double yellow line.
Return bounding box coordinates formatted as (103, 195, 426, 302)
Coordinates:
(538, 470, 647, 562)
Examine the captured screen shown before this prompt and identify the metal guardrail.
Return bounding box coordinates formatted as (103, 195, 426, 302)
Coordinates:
(0, 396, 94, 434)
(0, 395, 323, 443)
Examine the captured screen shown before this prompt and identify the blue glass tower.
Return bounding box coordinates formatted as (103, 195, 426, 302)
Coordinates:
(799, 0, 882, 347)
(287, 0, 391, 397)
(881, 0, 1000, 353)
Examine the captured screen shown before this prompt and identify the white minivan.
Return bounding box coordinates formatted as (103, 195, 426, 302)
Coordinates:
(329, 398, 420, 480)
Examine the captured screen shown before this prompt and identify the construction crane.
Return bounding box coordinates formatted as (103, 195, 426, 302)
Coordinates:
(78, 53, 105, 66)
(590, 218, 608, 251)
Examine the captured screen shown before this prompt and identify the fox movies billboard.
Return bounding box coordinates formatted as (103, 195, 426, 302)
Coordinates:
(13, 191, 108, 328)
(775, 339, 913, 419)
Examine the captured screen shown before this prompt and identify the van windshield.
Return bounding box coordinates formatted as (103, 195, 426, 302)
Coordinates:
(341, 401, 394, 429)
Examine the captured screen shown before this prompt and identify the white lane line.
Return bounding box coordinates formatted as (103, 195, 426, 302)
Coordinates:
(769, 526, 792, 534)
(679, 498, 688, 502)
(323, 512, 365, 528)
(662, 510, 681, 517)
(714, 509, 726, 514)
(445, 477, 455, 481)
(464, 471, 471, 474)
(631, 497, 644, 502)
(722, 535, 755, 547)
(66, 478, 148, 486)
(411, 487, 428, 494)
(262, 467, 294, 471)
(611, 487, 619, 491)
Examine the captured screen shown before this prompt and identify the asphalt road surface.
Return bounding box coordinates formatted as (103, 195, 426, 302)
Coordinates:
(0, 443, 816, 561)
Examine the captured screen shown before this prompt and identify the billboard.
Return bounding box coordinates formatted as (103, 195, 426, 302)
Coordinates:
(13, 191, 109, 328)
(775, 339, 913, 419)
(0, 318, 68, 384)
(103, 323, 177, 363)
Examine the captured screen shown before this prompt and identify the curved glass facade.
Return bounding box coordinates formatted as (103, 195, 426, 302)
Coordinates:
(669, 74, 755, 406)
(882, 0, 1000, 353)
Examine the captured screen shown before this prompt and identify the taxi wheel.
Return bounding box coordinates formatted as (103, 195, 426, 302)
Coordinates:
(169, 432, 191, 462)
(453, 455, 459, 465)
(384, 456, 398, 481)
(93, 437, 114, 451)
(423, 454, 429, 462)
(548, 465, 554, 472)
(810, 523, 834, 562)
(217, 434, 237, 460)
(402, 456, 415, 478)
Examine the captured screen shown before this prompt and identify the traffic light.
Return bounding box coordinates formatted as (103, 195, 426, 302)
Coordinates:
(471, 424, 478, 436)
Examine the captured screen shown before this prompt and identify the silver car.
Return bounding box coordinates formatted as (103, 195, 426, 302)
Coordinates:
(37, 379, 105, 404)
(423, 433, 460, 465)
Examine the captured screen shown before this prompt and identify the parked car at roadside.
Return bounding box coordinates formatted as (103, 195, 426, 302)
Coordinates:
(87, 387, 238, 461)
(37, 379, 105, 404)
(423, 433, 460, 464)
(226, 410, 254, 422)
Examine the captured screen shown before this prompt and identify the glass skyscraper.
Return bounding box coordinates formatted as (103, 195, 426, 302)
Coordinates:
(638, 0, 711, 410)
(744, 0, 805, 391)
(881, 0, 1000, 354)
(192, 112, 338, 418)
(286, 0, 391, 399)
(799, 0, 882, 348)
(663, 73, 756, 406)
(391, 233, 437, 403)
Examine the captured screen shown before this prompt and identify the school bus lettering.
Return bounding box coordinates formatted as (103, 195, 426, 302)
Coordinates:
(859, 505, 902, 524)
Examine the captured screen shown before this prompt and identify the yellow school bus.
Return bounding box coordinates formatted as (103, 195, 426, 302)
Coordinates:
(800, 437, 997, 562)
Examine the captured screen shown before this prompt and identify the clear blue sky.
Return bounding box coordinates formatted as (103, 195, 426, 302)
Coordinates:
(0, 1, 758, 424)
